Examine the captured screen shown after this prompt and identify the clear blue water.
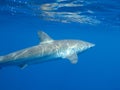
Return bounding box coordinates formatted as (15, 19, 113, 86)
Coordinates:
(0, 0, 120, 90)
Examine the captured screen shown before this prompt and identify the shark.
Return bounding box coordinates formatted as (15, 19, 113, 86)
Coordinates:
(0, 31, 95, 69)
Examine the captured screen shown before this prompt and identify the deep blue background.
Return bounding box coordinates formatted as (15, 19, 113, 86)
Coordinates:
(0, 0, 120, 90)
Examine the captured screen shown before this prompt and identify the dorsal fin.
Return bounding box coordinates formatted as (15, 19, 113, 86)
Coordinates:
(38, 31, 54, 44)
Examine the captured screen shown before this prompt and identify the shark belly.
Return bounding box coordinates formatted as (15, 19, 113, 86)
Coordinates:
(0, 55, 57, 68)
(0, 44, 59, 67)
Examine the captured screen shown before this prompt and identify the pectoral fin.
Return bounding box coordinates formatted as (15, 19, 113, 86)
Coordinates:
(18, 64, 28, 69)
(66, 53, 78, 64)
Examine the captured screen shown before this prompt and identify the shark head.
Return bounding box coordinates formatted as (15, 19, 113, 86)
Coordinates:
(65, 40, 95, 54)
(76, 40, 95, 53)
(74, 40, 95, 53)
(56, 40, 95, 64)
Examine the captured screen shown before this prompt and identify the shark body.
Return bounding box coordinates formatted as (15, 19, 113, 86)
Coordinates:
(0, 31, 95, 68)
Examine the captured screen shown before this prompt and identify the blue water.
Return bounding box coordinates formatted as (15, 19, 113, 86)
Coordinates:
(0, 0, 120, 90)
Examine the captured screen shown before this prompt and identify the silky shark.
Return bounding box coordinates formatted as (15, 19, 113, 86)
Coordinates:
(0, 31, 95, 69)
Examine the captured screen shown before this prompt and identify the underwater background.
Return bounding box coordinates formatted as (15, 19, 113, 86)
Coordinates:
(0, 0, 120, 90)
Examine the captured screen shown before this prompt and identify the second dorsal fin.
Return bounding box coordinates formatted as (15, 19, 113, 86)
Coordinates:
(38, 31, 54, 44)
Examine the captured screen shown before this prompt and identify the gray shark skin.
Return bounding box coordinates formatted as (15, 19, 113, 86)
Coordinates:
(0, 31, 95, 69)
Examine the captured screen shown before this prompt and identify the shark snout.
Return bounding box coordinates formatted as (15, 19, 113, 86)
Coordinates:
(88, 43, 95, 48)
